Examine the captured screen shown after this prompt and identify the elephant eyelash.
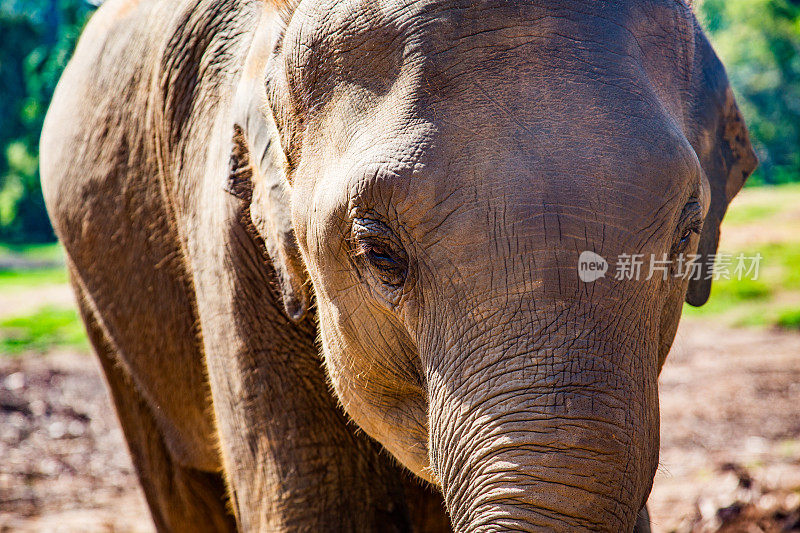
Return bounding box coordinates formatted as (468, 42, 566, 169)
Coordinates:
(356, 241, 395, 261)
(348, 235, 392, 259)
(352, 239, 380, 256)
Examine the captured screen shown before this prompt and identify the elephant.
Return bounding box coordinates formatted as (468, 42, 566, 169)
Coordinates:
(39, 0, 757, 530)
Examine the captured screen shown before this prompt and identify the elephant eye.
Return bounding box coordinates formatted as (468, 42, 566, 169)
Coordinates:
(358, 241, 407, 286)
(673, 201, 703, 254)
(679, 226, 698, 244)
(352, 218, 408, 289)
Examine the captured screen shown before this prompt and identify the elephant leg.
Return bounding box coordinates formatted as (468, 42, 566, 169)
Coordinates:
(71, 275, 236, 533)
(633, 506, 651, 533)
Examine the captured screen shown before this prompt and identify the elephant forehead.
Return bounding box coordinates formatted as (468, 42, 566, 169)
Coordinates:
(280, 0, 700, 188)
(280, 0, 412, 106)
(280, 0, 693, 99)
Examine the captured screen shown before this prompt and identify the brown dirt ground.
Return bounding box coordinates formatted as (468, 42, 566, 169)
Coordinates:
(1, 318, 799, 532)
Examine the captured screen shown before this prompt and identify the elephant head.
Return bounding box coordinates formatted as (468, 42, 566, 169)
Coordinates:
(234, 0, 757, 530)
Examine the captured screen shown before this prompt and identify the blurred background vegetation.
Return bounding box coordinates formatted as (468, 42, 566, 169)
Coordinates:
(0, 0, 94, 243)
(1, 0, 798, 244)
(0, 0, 798, 352)
(701, 0, 800, 185)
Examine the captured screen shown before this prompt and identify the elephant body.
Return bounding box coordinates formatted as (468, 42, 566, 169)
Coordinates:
(40, 0, 755, 531)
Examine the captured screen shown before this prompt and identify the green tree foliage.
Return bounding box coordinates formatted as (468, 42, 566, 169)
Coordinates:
(0, 0, 93, 242)
(699, 0, 800, 184)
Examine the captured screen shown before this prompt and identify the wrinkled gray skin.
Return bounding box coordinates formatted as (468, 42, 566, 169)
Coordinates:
(40, 0, 756, 531)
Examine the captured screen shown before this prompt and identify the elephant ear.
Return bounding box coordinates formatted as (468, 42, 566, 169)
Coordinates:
(225, 17, 310, 322)
(685, 23, 758, 307)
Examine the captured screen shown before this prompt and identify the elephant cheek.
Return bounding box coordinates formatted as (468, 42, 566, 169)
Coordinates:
(316, 308, 435, 480)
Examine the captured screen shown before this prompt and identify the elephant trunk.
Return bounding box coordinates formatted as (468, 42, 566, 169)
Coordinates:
(427, 339, 659, 532)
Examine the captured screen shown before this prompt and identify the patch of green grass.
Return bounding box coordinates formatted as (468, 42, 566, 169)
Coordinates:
(725, 278, 772, 300)
(722, 203, 778, 226)
(776, 308, 800, 331)
(0, 242, 63, 263)
(758, 242, 800, 291)
(683, 254, 799, 325)
(0, 241, 67, 291)
(0, 306, 88, 355)
(0, 267, 68, 290)
(684, 277, 772, 319)
(722, 182, 800, 229)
